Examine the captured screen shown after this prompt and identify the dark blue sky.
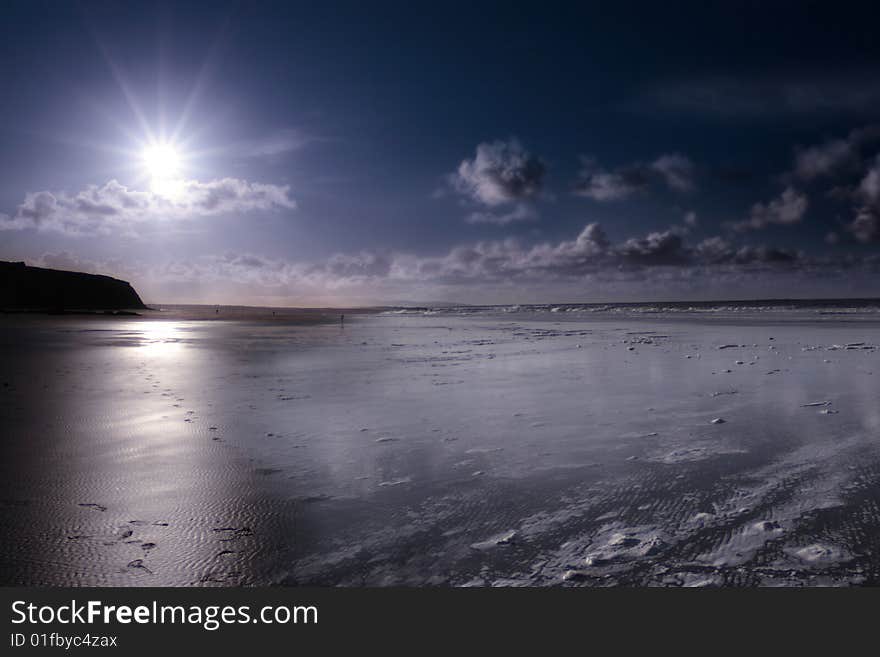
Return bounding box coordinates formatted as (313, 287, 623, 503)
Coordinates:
(2, 1, 880, 304)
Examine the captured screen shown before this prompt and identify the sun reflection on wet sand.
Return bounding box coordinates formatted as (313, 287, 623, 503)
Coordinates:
(0, 316, 292, 586)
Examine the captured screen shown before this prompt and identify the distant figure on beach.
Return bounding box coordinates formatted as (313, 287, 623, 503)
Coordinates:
(341, 314, 345, 326)
(215, 306, 219, 314)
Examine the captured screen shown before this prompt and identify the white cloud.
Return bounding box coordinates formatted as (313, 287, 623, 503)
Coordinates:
(694, 236, 731, 263)
(44, 221, 876, 306)
(137, 221, 827, 306)
(46, 222, 818, 300)
(839, 156, 880, 243)
(787, 132, 880, 245)
(617, 230, 687, 265)
(573, 160, 648, 201)
(651, 153, 695, 192)
(794, 138, 854, 180)
(793, 125, 880, 180)
(1, 178, 296, 235)
(451, 138, 545, 207)
(730, 187, 808, 231)
(573, 153, 695, 201)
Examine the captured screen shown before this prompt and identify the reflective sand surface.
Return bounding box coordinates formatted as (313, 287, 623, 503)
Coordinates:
(1, 310, 879, 586)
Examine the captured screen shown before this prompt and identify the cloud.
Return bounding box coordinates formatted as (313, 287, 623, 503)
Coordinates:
(391, 223, 805, 284)
(858, 156, 880, 204)
(36, 251, 103, 273)
(749, 187, 809, 227)
(847, 208, 880, 244)
(22, 251, 142, 289)
(572, 159, 649, 201)
(651, 154, 695, 192)
(451, 138, 545, 206)
(466, 203, 537, 226)
(786, 130, 880, 244)
(238, 128, 309, 158)
(694, 237, 799, 264)
(319, 251, 393, 279)
(730, 187, 808, 231)
(617, 230, 688, 265)
(794, 137, 856, 181)
(843, 156, 880, 243)
(792, 125, 880, 180)
(95, 219, 880, 306)
(843, 158, 880, 243)
(693, 236, 731, 263)
(146, 223, 820, 295)
(573, 154, 695, 201)
(1, 178, 296, 235)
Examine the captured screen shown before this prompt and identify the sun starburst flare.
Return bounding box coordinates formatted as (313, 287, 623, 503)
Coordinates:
(141, 142, 185, 198)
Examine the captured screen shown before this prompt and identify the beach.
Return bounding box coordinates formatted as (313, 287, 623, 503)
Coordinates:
(1, 304, 879, 587)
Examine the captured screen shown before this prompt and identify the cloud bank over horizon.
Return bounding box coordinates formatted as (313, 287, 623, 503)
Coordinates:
(25, 217, 880, 306)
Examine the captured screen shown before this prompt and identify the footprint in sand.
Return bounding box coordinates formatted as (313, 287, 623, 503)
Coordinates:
(126, 559, 153, 574)
(78, 503, 107, 512)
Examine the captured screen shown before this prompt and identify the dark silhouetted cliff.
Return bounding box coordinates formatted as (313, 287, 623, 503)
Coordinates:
(0, 261, 146, 311)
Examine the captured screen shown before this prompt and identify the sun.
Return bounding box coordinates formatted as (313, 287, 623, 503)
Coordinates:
(142, 143, 181, 178)
(141, 142, 184, 197)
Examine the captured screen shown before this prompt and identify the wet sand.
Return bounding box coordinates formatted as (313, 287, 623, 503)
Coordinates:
(1, 308, 879, 586)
